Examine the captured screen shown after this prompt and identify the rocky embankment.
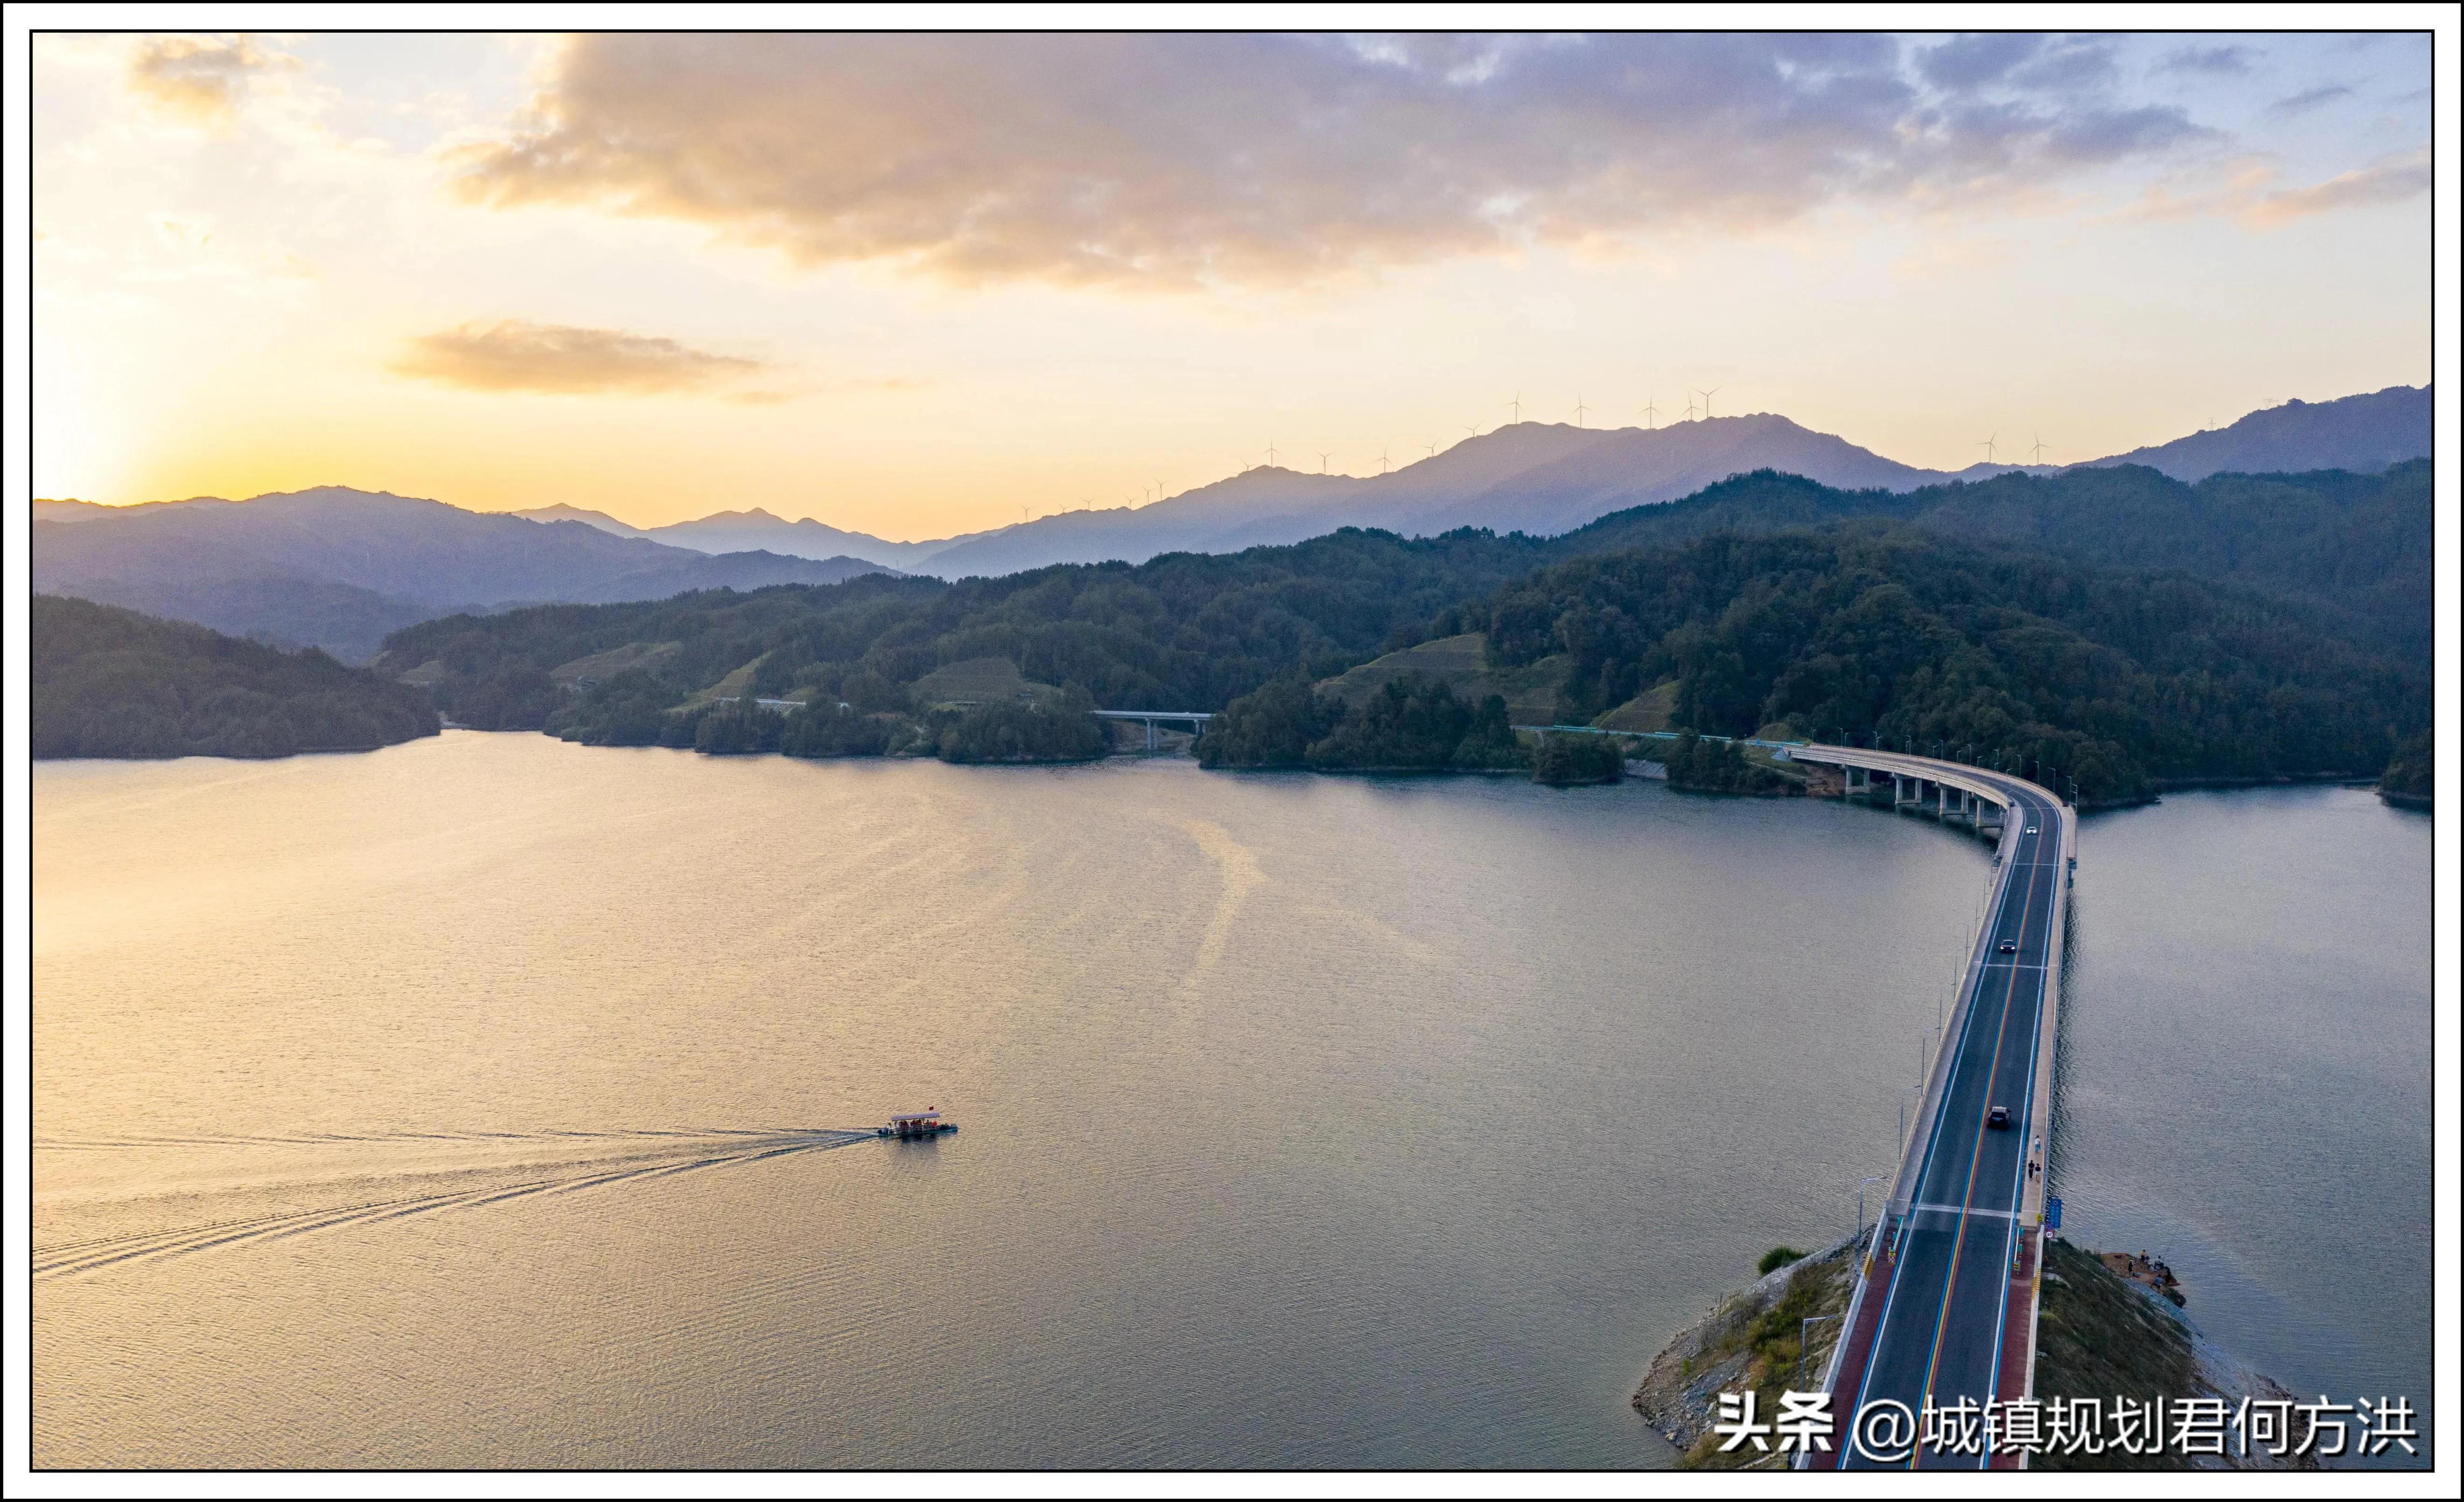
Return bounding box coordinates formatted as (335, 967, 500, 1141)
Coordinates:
(2033, 1237, 2317, 1472)
(1631, 1231, 1863, 1468)
(1634, 1233, 2316, 1471)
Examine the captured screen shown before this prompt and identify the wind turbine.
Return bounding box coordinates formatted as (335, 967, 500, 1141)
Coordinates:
(1378, 445, 1390, 475)
(2028, 435, 2050, 465)
(1641, 394, 1661, 429)
(1978, 432, 1999, 465)
(1573, 396, 1590, 428)
(1423, 440, 1439, 459)
(1315, 450, 1332, 474)
(1682, 395, 1702, 422)
(1506, 392, 1523, 425)
(1695, 386, 1723, 419)
(1265, 440, 1279, 468)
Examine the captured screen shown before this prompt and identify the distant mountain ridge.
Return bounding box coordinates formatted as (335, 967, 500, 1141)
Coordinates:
(35, 384, 2426, 655)
(34, 486, 901, 661)
(507, 502, 987, 573)
(2082, 383, 2432, 480)
(568, 384, 2427, 579)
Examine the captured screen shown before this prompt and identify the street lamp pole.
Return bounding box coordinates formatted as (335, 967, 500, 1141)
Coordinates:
(1856, 1173, 1889, 1258)
(1800, 1314, 1843, 1390)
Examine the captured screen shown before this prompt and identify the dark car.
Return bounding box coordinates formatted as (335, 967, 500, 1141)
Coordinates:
(1998, 940, 2019, 954)
(1986, 1106, 2012, 1129)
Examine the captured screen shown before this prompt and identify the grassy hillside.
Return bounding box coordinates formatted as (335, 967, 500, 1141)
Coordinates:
(1314, 632, 1572, 726)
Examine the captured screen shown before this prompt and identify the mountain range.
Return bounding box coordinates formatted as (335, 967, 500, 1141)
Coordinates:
(525, 384, 2431, 580)
(34, 384, 2428, 658)
(33, 488, 895, 662)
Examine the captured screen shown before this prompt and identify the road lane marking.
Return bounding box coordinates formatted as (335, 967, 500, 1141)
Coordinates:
(1985, 800, 2060, 1466)
(1909, 801, 2047, 1467)
(1801, 762, 2063, 1471)
(1844, 791, 2038, 1455)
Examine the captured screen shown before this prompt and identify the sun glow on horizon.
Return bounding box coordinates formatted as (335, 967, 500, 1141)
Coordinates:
(32, 30, 2434, 539)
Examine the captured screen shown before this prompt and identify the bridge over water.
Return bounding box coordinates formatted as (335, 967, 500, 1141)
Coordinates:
(1786, 745, 2077, 1471)
(1090, 709, 1213, 752)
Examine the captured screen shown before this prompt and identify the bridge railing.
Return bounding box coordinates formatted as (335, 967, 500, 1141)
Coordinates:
(1510, 725, 1808, 752)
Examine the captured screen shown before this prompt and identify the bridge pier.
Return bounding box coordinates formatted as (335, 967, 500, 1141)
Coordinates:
(1088, 709, 1214, 755)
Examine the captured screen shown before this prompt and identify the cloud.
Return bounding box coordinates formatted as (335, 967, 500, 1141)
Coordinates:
(1918, 34, 2047, 90)
(449, 34, 2207, 288)
(392, 320, 767, 395)
(2158, 45, 2254, 76)
(2266, 84, 2354, 118)
(2123, 146, 2430, 228)
(2245, 147, 2431, 227)
(126, 34, 291, 126)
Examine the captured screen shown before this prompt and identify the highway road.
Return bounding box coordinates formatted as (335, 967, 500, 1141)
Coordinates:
(1791, 749, 2070, 1470)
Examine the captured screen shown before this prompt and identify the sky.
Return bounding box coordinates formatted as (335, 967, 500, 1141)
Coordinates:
(30, 28, 2436, 541)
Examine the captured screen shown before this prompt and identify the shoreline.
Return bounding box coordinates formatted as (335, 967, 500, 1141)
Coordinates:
(1633, 1235, 2321, 1471)
(29, 735, 2415, 806)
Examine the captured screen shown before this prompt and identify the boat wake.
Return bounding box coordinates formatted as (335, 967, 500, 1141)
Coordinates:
(34, 1127, 874, 1281)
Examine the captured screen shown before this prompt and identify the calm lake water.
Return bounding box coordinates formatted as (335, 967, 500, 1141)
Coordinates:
(32, 734, 2431, 1467)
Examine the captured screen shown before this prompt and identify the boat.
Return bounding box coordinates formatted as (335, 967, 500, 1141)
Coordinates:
(877, 1107, 958, 1139)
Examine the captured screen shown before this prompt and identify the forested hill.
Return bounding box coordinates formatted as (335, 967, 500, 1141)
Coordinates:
(368, 494, 2424, 800)
(372, 527, 1560, 730)
(34, 595, 439, 759)
(1558, 459, 2429, 662)
(1446, 525, 2421, 801)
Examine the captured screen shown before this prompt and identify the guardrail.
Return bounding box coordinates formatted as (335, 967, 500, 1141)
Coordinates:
(1510, 725, 1809, 752)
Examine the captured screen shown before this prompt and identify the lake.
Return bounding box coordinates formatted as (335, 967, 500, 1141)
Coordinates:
(31, 734, 2432, 1467)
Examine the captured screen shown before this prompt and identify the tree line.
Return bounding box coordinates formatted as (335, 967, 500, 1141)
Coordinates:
(33, 595, 439, 760)
(62, 458, 2423, 798)
(1451, 524, 2421, 801)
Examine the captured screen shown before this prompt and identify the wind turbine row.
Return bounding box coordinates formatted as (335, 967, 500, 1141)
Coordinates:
(1973, 432, 2057, 467)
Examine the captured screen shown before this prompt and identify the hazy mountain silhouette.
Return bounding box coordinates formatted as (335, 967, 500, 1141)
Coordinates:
(914, 414, 1972, 577)
(34, 487, 901, 661)
(645, 508, 965, 571)
(508, 502, 658, 540)
(905, 386, 2424, 577)
(2080, 384, 2431, 481)
(521, 387, 2422, 580)
(38, 385, 2427, 649)
(515, 502, 979, 573)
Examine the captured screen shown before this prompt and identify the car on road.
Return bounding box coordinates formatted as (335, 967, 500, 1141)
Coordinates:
(2026, 825, 2039, 834)
(1998, 940, 2019, 954)
(1987, 1106, 2012, 1129)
